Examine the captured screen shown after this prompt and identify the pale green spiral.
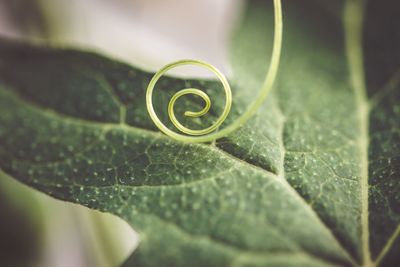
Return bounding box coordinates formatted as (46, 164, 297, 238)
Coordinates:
(146, 0, 283, 143)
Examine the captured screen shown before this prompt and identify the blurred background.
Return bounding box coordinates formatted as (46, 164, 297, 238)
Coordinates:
(0, 0, 241, 266)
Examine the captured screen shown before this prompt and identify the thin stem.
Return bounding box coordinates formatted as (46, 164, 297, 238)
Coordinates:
(146, 0, 283, 143)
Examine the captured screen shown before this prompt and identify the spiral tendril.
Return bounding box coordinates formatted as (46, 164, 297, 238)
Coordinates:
(146, 0, 282, 143)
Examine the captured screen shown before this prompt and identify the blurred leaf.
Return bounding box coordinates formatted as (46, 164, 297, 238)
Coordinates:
(0, 171, 137, 267)
(0, 0, 398, 267)
(0, 174, 42, 267)
(1, 0, 48, 36)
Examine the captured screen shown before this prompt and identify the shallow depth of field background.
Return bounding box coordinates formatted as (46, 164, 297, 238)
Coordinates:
(0, 0, 241, 266)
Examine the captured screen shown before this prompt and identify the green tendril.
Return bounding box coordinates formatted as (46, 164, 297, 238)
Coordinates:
(146, 0, 283, 143)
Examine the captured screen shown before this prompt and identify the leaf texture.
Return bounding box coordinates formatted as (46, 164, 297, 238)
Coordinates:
(0, 0, 398, 266)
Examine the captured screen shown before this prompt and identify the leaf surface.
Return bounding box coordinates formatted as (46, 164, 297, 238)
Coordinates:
(0, 0, 398, 266)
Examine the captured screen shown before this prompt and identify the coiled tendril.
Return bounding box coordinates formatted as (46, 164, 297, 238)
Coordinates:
(146, 0, 282, 143)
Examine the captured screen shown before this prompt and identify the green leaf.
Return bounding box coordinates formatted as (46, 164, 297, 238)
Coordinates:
(0, 0, 398, 266)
